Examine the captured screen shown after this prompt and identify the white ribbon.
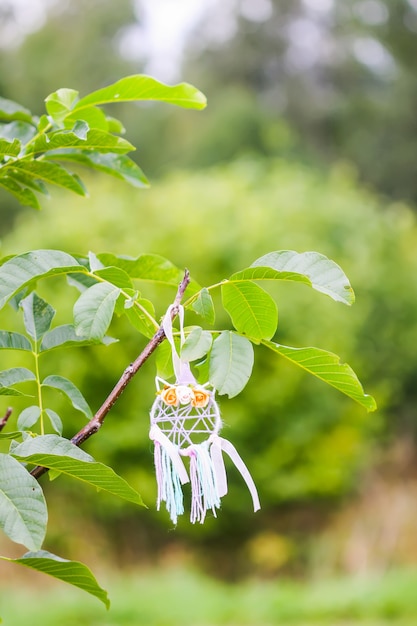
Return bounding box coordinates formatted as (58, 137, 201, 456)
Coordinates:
(210, 435, 261, 512)
(149, 423, 189, 485)
(162, 304, 196, 385)
(210, 438, 228, 497)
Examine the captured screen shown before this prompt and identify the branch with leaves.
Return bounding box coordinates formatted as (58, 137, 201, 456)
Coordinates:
(0, 244, 376, 607)
(0, 75, 206, 209)
(0, 76, 376, 612)
(30, 269, 190, 480)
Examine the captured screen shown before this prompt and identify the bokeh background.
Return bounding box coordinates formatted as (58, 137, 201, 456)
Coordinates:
(1, 0, 417, 623)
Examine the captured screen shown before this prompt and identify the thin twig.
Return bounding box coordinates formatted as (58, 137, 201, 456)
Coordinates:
(0, 407, 12, 433)
(30, 270, 190, 480)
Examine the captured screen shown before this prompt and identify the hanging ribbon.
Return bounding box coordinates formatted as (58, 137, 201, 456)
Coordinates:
(162, 304, 196, 385)
(149, 423, 189, 485)
(210, 434, 261, 512)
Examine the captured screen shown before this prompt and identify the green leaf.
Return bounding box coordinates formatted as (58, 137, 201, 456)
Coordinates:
(17, 406, 41, 430)
(181, 327, 213, 361)
(124, 298, 157, 338)
(40, 324, 116, 352)
(221, 280, 278, 341)
(194, 355, 211, 384)
(71, 120, 89, 140)
(0, 97, 34, 124)
(13, 434, 94, 459)
(97, 253, 186, 286)
(0, 249, 85, 310)
(0, 367, 35, 387)
(121, 288, 139, 310)
(1, 550, 110, 608)
(45, 88, 79, 123)
(46, 151, 149, 188)
(65, 106, 109, 131)
(209, 331, 254, 398)
(37, 115, 50, 133)
(0, 367, 35, 397)
(4, 168, 49, 195)
(0, 453, 47, 550)
(263, 341, 377, 411)
(67, 271, 98, 293)
(12, 435, 144, 506)
(42, 375, 92, 418)
(0, 176, 40, 209)
(0, 138, 21, 157)
(87, 251, 103, 272)
(191, 288, 215, 325)
(155, 340, 175, 380)
(232, 251, 354, 306)
(11, 160, 86, 195)
(73, 282, 120, 340)
(29, 128, 134, 155)
(106, 115, 126, 134)
(0, 431, 23, 440)
(45, 409, 63, 435)
(0, 386, 31, 397)
(94, 266, 133, 290)
(0, 331, 32, 351)
(73, 74, 206, 112)
(20, 293, 55, 342)
(0, 121, 36, 144)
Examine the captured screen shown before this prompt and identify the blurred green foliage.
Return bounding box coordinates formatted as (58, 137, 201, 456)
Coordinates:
(185, 0, 417, 204)
(1, 157, 416, 569)
(1, 564, 417, 624)
(0, 0, 137, 111)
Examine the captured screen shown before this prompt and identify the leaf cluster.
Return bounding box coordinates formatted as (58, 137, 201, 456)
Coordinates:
(0, 241, 376, 605)
(0, 75, 206, 209)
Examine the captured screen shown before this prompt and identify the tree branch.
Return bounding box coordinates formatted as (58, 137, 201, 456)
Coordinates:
(0, 407, 12, 433)
(30, 270, 190, 480)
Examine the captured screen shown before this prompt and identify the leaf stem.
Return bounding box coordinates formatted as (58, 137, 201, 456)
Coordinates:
(182, 279, 227, 309)
(30, 269, 190, 479)
(33, 346, 45, 435)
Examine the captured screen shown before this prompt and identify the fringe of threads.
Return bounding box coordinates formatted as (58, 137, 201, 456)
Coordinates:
(153, 435, 260, 524)
(188, 444, 220, 524)
(154, 441, 184, 525)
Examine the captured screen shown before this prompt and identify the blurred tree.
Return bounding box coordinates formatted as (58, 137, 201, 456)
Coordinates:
(0, 0, 138, 112)
(181, 0, 417, 204)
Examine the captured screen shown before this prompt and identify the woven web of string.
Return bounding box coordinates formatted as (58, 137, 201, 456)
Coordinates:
(151, 397, 221, 448)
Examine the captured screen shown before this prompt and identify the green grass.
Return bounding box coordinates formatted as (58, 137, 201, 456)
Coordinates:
(1, 566, 417, 625)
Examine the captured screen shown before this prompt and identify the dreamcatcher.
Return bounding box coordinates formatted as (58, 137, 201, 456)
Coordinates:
(149, 304, 260, 524)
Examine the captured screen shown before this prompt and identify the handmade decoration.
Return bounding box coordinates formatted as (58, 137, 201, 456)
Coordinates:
(149, 304, 260, 524)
